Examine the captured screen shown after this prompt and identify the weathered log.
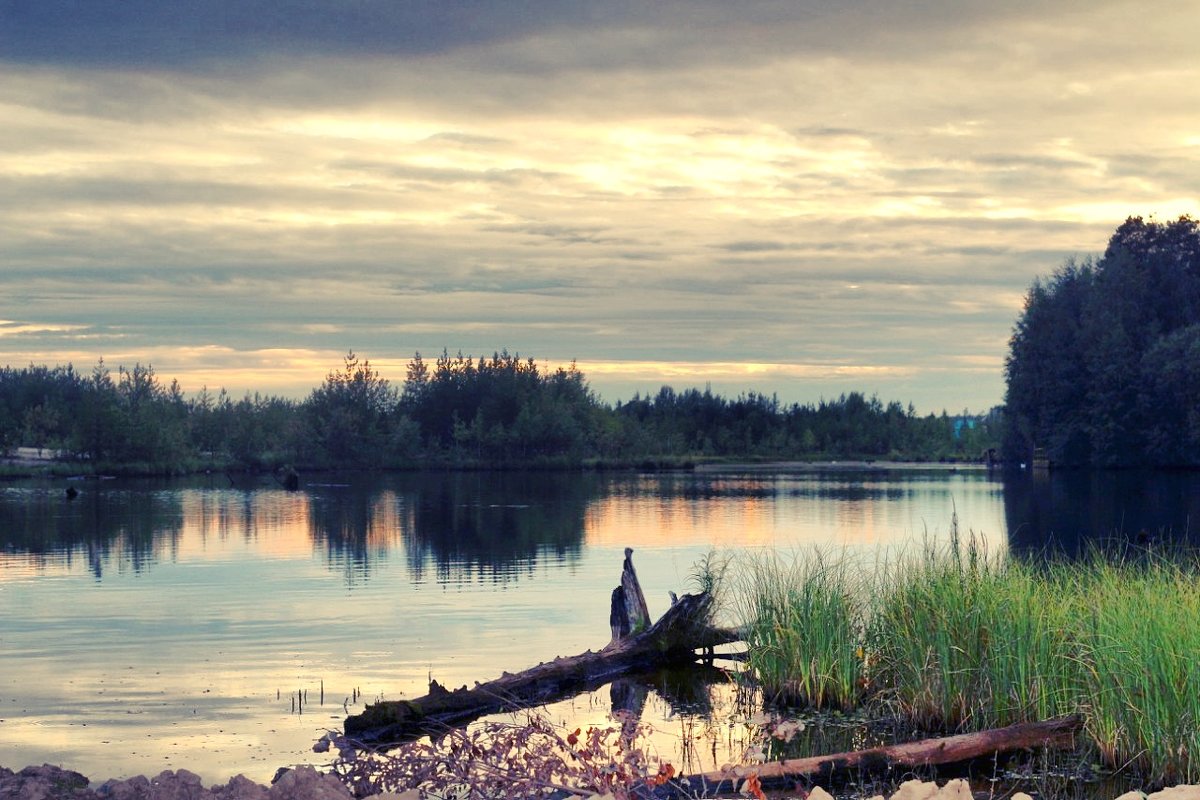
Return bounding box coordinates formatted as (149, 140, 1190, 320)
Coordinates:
(648, 714, 1084, 799)
(345, 551, 743, 744)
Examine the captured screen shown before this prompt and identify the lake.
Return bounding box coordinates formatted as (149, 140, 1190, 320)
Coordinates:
(3, 464, 1199, 785)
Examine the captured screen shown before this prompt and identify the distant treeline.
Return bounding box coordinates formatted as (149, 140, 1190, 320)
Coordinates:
(0, 350, 999, 473)
(1005, 215, 1200, 467)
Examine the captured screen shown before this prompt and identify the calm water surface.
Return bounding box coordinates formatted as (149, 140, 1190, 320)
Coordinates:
(2, 465, 1197, 784)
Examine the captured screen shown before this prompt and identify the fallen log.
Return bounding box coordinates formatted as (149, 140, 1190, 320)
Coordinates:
(344, 550, 743, 743)
(649, 714, 1084, 799)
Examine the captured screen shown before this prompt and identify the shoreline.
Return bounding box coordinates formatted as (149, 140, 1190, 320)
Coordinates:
(0, 763, 355, 800)
(4, 763, 1193, 800)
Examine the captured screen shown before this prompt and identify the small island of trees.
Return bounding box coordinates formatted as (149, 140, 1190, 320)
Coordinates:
(0, 350, 997, 474)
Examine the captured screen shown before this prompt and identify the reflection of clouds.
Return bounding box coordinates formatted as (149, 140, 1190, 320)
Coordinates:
(585, 471, 1008, 552)
(1, 645, 336, 784)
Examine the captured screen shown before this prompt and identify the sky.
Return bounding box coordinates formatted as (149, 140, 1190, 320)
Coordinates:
(1, 1, 1197, 413)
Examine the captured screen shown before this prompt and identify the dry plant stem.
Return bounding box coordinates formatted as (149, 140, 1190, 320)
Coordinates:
(327, 710, 672, 799)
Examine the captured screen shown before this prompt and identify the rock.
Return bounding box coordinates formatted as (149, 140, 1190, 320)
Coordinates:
(148, 770, 206, 800)
(265, 767, 353, 800)
(890, 779, 940, 800)
(935, 779, 973, 800)
(9, 764, 90, 799)
(1114, 792, 1148, 800)
(96, 774, 152, 798)
(0, 763, 362, 800)
(6, 762, 1194, 800)
(208, 775, 266, 800)
(1149, 788, 1200, 800)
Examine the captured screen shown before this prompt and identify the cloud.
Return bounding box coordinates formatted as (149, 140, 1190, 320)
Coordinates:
(0, 320, 89, 337)
(0, 0, 1196, 413)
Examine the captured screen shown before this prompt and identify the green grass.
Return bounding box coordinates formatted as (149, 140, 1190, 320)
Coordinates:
(868, 532, 1080, 730)
(1073, 555, 1200, 780)
(737, 549, 867, 710)
(737, 536, 1200, 785)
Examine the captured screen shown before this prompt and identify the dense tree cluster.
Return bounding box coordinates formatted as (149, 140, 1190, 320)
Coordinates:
(1005, 215, 1200, 467)
(402, 351, 601, 461)
(0, 350, 997, 473)
(612, 387, 997, 462)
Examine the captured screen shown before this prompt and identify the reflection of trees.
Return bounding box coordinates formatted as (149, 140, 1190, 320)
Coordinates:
(1, 472, 596, 587)
(643, 473, 929, 503)
(0, 483, 184, 578)
(402, 471, 593, 584)
(1004, 470, 1200, 558)
(303, 472, 595, 586)
(307, 480, 406, 585)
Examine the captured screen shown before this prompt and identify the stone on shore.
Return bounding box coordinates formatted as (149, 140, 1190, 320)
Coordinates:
(0, 765, 352, 800)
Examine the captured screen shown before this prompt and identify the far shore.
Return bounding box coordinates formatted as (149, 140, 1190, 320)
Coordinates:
(695, 460, 990, 472)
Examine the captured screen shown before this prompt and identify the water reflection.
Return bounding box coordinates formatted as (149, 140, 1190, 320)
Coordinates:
(307, 483, 406, 585)
(400, 471, 592, 583)
(1004, 469, 1200, 557)
(0, 469, 1005, 587)
(586, 468, 1003, 551)
(0, 483, 184, 577)
(297, 472, 594, 585)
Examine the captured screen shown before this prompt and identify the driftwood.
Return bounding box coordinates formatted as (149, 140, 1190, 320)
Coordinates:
(344, 550, 741, 743)
(650, 715, 1084, 799)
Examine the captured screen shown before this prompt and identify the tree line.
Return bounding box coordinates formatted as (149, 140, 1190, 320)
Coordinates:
(0, 350, 997, 473)
(1005, 215, 1200, 467)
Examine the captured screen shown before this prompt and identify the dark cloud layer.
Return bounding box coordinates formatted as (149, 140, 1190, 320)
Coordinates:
(0, 0, 1122, 70)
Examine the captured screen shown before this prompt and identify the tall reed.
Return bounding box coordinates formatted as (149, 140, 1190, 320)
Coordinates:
(870, 533, 1079, 729)
(1074, 554, 1200, 782)
(739, 550, 866, 710)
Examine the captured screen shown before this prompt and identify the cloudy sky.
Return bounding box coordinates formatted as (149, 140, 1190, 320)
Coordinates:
(1, 1, 1196, 412)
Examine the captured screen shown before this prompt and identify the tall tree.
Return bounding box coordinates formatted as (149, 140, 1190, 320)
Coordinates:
(306, 351, 399, 467)
(1004, 215, 1200, 467)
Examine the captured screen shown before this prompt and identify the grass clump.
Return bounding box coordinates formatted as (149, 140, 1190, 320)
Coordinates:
(738, 550, 867, 710)
(1076, 555, 1200, 780)
(737, 534, 1200, 785)
(870, 530, 1079, 730)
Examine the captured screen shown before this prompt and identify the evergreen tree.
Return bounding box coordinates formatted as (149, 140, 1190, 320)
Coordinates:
(1005, 215, 1200, 467)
